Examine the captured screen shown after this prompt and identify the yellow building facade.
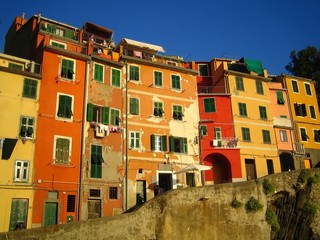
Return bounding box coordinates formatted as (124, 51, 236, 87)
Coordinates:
(0, 53, 41, 231)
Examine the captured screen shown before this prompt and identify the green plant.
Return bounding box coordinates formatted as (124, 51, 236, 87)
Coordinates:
(245, 197, 263, 212)
(263, 179, 275, 195)
(297, 169, 312, 184)
(231, 198, 243, 209)
(265, 209, 280, 231)
(302, 202, 317, 218)
(307, 174, 320, 184)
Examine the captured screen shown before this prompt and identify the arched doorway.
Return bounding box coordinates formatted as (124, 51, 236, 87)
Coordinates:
(203, 153, 231, 184)
(280, 152, 295, 172)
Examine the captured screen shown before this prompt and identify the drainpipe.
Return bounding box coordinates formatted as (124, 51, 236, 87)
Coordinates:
(77, 58, 90, 221)
(125, 61, 129, 211)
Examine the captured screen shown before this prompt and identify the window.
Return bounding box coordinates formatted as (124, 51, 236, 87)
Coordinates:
(50, 40, 66, 49)
(151, 135, 167, 152)
(14, 160, 30, 182)
(300, 128, 308, 141)
(129, 65, 139, 81)
(304, 83, 312, 95)
(255, 80, 264, 94)
(130, 98, 139, 115)
(9, 199, 28, 231)
(169, 136, 188, 153)
(173, 105, 183, 120)
(171, 74, 181, 90)
(309, 105, 316, 119)
(111, 68, 121, 87)
(236, 76, 244, 91)
(294, 103, 307, 117)
(94, 63, 104, 82)
(154, 71, 163, 87)
(238, 103, 247, 117)
(262, 130, 271, 144)
(19, 116, 34, 139)
(276, 91, 285, 105)
(67, 195, 76, 212)
(153, 102, 164, 117)
(54, 136, 71, 164)
(198, 64, 209, 76)
(90, 189, 101, 197)
(22, 78, 37, 99)
(60, 58, 75, 80)
(87, 104, 109, 124)
(110, 109, 120, 126)
(266, 159, 274, 174)
(214, 127, 222, 147)
(57, 94, 73, 119)
(109, 187, 118, 199)
(91, 145, 103, 178)
(259, 106, 267, 120)
(9, 63, 23, 70)
(200, 125, 208, 136)
(130, 132, 140, 149)
(203, 98, 216, 113)
(291, 80, 299, 93)
(279, 130, 288, 142)
(314, 130, 320, 142)
(242, 127, 251, 142)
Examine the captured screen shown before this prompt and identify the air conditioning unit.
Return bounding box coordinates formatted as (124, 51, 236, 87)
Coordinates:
(95, 127, 105, 138)
(212, 139, 219, 147)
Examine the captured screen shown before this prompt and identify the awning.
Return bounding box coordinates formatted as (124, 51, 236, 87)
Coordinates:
(174, 164, 212, 174)
(241, 57, 264, 75)
(121, 38, 165, 53)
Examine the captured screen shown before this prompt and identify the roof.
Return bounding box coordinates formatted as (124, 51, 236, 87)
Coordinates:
(120, 38, 165, 53)
(83, 22, 113, 38)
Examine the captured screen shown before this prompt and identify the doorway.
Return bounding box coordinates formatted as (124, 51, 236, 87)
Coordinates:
(245, 159, 257, 180)
(88, 199, 101, 219)
(136, 180, 146, 205)
(44, 202, 58, 226)
(158, 172, 173, 192)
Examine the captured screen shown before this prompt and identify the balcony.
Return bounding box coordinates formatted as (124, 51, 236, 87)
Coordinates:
(273, 117, 292, 128)
(293, 143, 305, 155)
(198, 86, 227, 94)
(0, 59, 42, 75)
(40, 22, 79, 41)
(211, 138, 238, 148)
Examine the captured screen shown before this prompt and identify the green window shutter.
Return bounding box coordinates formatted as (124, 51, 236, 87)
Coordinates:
(169, 136, 175, 152)
(154, 71, 162, 86)
(64, 29, 75, 40)
(130, 98, 139, 115)
(102, 106, 110, 124)
(151, 135, 155, 151)
(276, 91, 285, 104)
(112, 69, 120, 87)
(94, 64, 103, 82)
(259, 106, 267, 119)
(183, 138, 188, 153)
(204, 98, 215, 112)
(87, 103, 93, 122)
(162, 136, 167, 151)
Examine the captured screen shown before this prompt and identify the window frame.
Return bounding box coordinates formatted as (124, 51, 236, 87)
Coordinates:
(154, 71, 163, 87)
(300, 127, 308, 142)
(255, 80, 264, 94)
(56, 93, 74, 120)
(110, 108, 120, 126)
(304, 82, 312, 96)
(200, 125, 208, 136)
(314, 129, 320, 143)
(291, 79, 299, 93)
(171, 74, 181, 90)
(151, 135, 167, 152)
(93, 63, 104, 82)
(111, 68, 121, 87)
(60, 57, 76, 80)
(14, 160, 30, 182)
(54, 135, 72, 165)
(169, 136, 188, 154)
(129, 65, 140, 81)
(90, 144, 103, 179)
(50, 40, 66, 49)
(87, 103, 109, 124)
(259, 106, 267, 120)
(276, 91, 285, 105)
(294, 103, 307, 117)
(130, 131, 141, 149)
(22, 78, 38, 99)
(279, 130, 288, 142)
(153, 101, 164, 117)
(198, 64, 209, 76)
(262, 130, 271, 144)
(236, 76, 244, 91)
(19, 116, 35, 139)
(238, 103, 247, 117)
(129, 97, 140, 115)
(173, 105, 183, 120)
(109, 187, 118, 199)
(241, 127, 251, 142)
(309, 105, 317, 119)
(203, 98, 216, 113)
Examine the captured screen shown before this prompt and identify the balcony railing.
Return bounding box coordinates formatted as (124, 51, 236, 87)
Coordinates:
(198, 86, 227, 94)
(293, 143, 305, 155)
(211, 138, 238, 148)
(4, 61, 42, 75)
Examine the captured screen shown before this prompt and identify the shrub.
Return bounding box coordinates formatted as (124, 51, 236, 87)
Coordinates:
(265, 209, 280, 231)
(231, 198, 243, 209)
(307, 174, 320, 184)
(297, 169, 312, 184)
(245, 197, 263, 212)
(263, 179, 275, 195)
(302, 202, 317, 218)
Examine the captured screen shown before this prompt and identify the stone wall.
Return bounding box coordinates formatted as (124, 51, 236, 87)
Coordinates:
(1, 169, 319, 240)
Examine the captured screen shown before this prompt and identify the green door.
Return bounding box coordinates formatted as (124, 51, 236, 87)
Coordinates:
(44, 202, 58, 226)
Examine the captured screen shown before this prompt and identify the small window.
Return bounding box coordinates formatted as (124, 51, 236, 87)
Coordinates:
(276, 91, 285, 105)
(200, 125, 208, 136)
(19, 116, 34, 139)
(198, 64, 209, 76)
(50, 40, 66, 49)
(57, 94, 73, 119)
(14, 160, 30, 182)
(255, 80, 264, 94)
(151, 135, 167, 152)
(129, 65, 139, 81)
(173, 105, 183, 120)
(9, 63, 23, 70)
(238, 103, 247, 117)
(23, 78, 38, 99)
(130, 98, 139, 115)
(304, 83, 312, 96)
(300, 128, 308, 142)
(291, 80, 299, 93)
(236, 76, 244, 91)
(171, 74, 181, 90)
(109, 187, 118, 199)
(91, 145, 103, 178)
(130, 132, 140, 149)
(54, 136, 71, 164)
(279, 130, 288, 142)
(294, 103, 307, 117)
(154, 71, 163, 87)
(169, 136, 188, 153)
(262, 130, 271, 144)
(94, 63, 104, 82)
(60, 58, 75, 80)
(314, 129, 320, 142)
(242, 127, 251, 142)
(110, 109, 120, 126)
(153, 102, 164, 117)
(67, 195, 76, 212)
(266, 159, 274, 174)
(111, 68, 121, 87)
(89, 189, 101, 197)
(203, 98, 216, 113)
(259, 106, 267, 120)
(309, 105, 316, 119)
(87, 103, 109, 124)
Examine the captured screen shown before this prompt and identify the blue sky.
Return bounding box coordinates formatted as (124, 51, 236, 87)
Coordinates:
(0, 0, 319, 74)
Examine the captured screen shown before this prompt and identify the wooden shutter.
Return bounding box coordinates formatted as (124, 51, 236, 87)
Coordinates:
(183, 138, 188, 153)
(87, 103, 93, 122)
(151, 135, 155, 151)
(162, 135, 167, 151)
(169, 136, 175, 152)
(103, 106, 110, 124)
